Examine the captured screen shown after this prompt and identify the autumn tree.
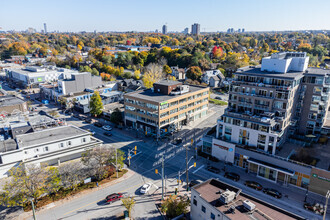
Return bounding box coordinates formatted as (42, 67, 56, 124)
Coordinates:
(161, 195, 190, 218)
(133, 70, 141, 80)
(91, 68, 99, 76)
(186, 66, 202, 81)
(121, 196, 136, 219)
(163, 65, 172, 75)
(89, 91, 103, 117)
(0, 165, 48, 206)
(142, 63, 165, 89)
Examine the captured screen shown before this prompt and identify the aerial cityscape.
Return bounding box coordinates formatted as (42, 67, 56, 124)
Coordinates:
(0, 0, 330, 220)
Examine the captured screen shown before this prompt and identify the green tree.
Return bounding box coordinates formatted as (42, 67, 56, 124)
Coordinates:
(91, 68, 99, 76)
(65, 65, 71, 69)
(121, 196, 136, 219)
(89, 91, 103, 117)
(109, 149, 125, 169)
(161, 195, 190, 218)
(186, 66, 202, 81)
(123, 71, 132, 79)
(110, 108, 123, 124)
(45, 167, 62, 201)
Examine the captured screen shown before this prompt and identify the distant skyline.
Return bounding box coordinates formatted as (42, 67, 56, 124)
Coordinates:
(1, 0, 330, 33)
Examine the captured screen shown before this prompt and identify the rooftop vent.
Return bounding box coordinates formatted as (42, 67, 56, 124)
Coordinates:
(220, 190, 236, 204)
(243, 200, 256, 211)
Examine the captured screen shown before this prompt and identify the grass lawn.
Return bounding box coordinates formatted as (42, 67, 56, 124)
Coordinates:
(209, 98, 228, 106)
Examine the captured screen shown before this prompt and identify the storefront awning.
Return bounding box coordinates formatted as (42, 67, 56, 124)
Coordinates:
(247, 158, 295, 176)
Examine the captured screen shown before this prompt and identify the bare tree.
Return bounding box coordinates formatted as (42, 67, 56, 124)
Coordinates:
(58, 161, 86, 190)
(81, 146, 115, 180)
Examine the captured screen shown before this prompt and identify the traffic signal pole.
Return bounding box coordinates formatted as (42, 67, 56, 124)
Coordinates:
(162, 155, 164, 200)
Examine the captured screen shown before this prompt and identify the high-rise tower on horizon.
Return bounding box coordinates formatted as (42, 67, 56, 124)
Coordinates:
(162, 24, 167, 35)
(44, 23, 47, 34)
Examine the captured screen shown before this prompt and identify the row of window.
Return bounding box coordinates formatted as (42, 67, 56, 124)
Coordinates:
(193, 199, 215, 220)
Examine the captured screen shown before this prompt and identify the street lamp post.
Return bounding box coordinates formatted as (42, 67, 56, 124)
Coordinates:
(324, 190, 330, 220)
(304, 185, 309, 202)
(30, 199, 36, 220)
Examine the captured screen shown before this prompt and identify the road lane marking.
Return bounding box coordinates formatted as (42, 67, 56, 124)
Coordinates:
(61, 182, 143, 217)
(192, 165, 204, 174)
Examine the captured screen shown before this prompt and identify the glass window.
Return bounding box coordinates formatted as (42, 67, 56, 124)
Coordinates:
(201, 205, 206, 213)
(211, 213, 215, 220)
(193, 199, 197, 206)
(313, 87, 322, 94)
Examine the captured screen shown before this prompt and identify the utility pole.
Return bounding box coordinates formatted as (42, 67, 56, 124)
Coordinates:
(324, 190, 330, 220)
(162, 155, 164, 200)
(185, 144, 189, 191)
(115, 148, 118, 178)
(128, 149, 131, 167)
(31, 200, 36, 220)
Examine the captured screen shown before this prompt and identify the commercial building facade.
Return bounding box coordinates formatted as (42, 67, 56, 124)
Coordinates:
(124, 80, 209, 137)
(202, 52, 330, 194)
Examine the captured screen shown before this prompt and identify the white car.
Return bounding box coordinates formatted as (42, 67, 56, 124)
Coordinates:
(140, 183, 152, 194)
(102, 125, 112, 131)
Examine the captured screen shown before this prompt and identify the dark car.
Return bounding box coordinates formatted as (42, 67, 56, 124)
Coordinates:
(105, 193, 123, 203)
(174, 138, 183, 145)
(189, 180, 203, 188)
(215, 96, 222, 100)
(244, 181, 263, 190)
(85, 118, 92, 123)
(263, 188, 282, 198)
(94, 122, 103, 127)
(224, 172, 240, 181)
(21, 91, 28, 95)
(104, 132, 112, 137)
(73, 114, 79, 118)
(207, 166, 221, 174)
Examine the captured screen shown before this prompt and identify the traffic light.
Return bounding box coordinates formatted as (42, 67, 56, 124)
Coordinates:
(134, 151, 136, 155)
(134, 146, 137, 150)
(191, 139, 194, 144)
(155, 169, 158, 174)
(193, 162, 196, 167)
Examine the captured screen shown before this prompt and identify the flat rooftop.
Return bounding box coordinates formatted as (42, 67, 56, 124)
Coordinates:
(154, 80, 181, 86)
(236, 66, 304, 80)
(16, 125, 88, 148)
(0, 96, 25, 107)
(304, 67, 330, 76)
(194, 179, 305, 220)
(124, 85, 207, 103)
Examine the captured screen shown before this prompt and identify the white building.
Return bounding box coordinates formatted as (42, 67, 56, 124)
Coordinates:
(201, 70, 224, 86)
(191, 179, 305, 220)
(0, 125, 102, 178)
(5, 66, 79, 87)
(261, 52, 309, 73)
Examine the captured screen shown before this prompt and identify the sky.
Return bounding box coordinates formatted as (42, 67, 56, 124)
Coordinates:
(1, 0, 330, 32)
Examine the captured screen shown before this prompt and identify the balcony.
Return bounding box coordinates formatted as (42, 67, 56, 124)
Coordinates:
(254, 104, 269, 110)
(231, 91, 275, 100)
(232, 81, 293, 91)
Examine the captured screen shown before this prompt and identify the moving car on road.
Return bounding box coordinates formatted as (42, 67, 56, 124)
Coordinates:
(244, 181, 263, 190)
(102, 125, 112, 131)
(215, 96, 222, 100)
(140, 183, 152, 194)
(105, 193, 123, 203)
(85, 118, 92, 123)
(224, 172, 240, 181)
(263, 188, 282, 198)
(206, 166, 221, 174)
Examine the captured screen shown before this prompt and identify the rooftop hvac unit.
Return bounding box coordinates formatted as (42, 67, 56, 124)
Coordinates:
(243, 200, 256, 211)
(220, 190, 236, 204)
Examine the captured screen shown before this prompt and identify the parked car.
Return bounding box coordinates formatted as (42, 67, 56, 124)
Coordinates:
(105, 193, 123, 203)
(215, 96, 222, 100)
(85, 118, 92, 123)
(140, 183, 152, 194)
(78, 116, 86, 120)
(103, 132, 112, 137)
(224, 172, 240, 181)
(189, 180, 203, 188)
(38, 104, 44, 107)
(244, 181, 263, 190)
(102, 125, 112, 131)
(73, 114, 79, 118)
(207, 166, 221, 174)
(21, 91, 28, 95)
(94, 122, 103, 127)
(263, 188, 282, 198)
